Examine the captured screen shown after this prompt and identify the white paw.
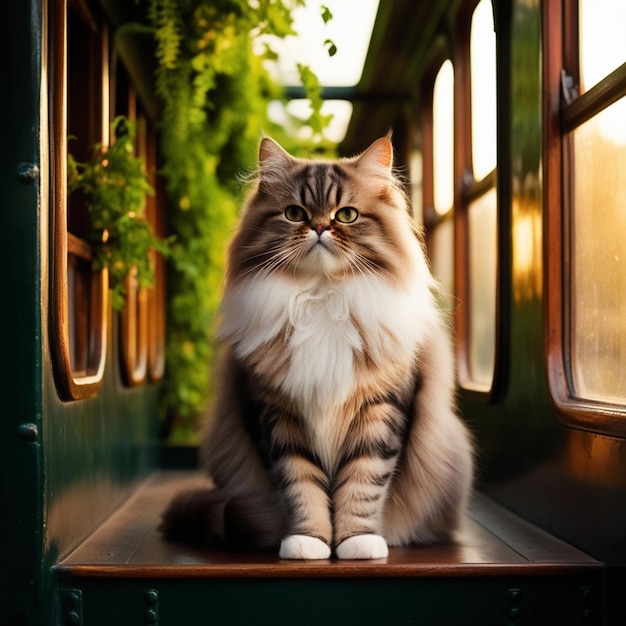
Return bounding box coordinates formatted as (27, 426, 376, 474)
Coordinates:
(279, 535, 331, 560)
(336, 534, 389, 560)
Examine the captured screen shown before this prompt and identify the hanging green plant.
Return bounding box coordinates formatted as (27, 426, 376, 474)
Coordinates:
(67, 116, 170, 310)
(145, 0, 338, 441)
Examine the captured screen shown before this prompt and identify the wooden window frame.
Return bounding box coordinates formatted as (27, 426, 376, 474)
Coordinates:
(421, 46, 459, 323)
(454, 0, 500, 400)
(113, 69, 166, 387)
(422, 45, 449, 234)
(48, 0, 109, 400)
(115, 83, 149, 388)
(544, 1, 626, 436)
(145, 131, 167, 383)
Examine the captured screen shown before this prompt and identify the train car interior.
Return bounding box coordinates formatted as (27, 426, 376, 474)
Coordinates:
(2, 0, 626, 624)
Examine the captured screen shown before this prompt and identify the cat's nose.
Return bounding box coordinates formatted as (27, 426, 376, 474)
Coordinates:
(312, 223, 329, 235)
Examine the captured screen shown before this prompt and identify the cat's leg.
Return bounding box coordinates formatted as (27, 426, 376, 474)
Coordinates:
(274, 452, 332, 559)
(266, 410, 333, 560)
(332, 402, 406, 559)
(383, 320, 474, 546)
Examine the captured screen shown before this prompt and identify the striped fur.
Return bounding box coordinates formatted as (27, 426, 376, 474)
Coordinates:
(161, 137, 474, 559)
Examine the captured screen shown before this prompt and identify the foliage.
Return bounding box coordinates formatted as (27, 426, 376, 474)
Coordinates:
(146, 0, 336, 441)
(296, 63, 334, 138)
(67, 116, 169, 310)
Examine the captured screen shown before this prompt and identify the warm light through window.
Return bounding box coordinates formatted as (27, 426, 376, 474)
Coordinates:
(571, 98, 626, 404)
(261, 0, 379, 87)
(268, 99, 353, 143)
(468, 188, 497, 387)
(470, 0, 496, 180)
(579, 0, 626, 93)
(433, 60, 454, 215)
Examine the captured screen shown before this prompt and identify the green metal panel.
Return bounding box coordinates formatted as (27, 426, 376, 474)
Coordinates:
(56, 575, 603, 626)
(0, 1, 45, 624)
(0, 2, 160, 624)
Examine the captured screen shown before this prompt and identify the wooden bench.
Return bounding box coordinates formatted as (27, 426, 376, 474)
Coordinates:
(54, 471, 604, 625)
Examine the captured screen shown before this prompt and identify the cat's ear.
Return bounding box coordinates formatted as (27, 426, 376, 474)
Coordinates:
(355, 136, 393, 173)
(259, 136, 294, 169)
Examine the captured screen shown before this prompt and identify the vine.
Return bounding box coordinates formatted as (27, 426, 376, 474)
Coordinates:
(146, 0, 336, 440)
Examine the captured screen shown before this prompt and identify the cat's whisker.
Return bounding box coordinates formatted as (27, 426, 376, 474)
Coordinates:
(247, 243, 305, 281)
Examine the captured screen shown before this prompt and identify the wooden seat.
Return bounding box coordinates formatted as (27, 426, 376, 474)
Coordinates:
(54, 471, 604, 626)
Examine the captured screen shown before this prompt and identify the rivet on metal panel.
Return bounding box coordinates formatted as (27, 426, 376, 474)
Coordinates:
(507, 587, 523, 623)
(581, 586, 594, 623)
(60, 588, 83, 626)
(17, 163, 39, 185)
(508, 588, 522, 603)
(17, 423, 39, 442)
(144, 589, 159, 625)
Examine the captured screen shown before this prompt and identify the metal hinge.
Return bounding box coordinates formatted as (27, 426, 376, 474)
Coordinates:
(561, 69, 579, 106)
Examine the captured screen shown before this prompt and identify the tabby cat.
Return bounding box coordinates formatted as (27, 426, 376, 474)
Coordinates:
(161, 136, 474, 560)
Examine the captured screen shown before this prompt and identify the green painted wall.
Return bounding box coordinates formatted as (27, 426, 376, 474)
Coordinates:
(1, 2, 160, 624)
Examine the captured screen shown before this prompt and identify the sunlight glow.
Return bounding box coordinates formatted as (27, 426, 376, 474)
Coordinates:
(262, 0, 380, 87)
(579, 0, 626, 145)
(259, 0, 379, 143)
(433, 60, 454, 215)
(268, 99, 354, 143)
(579, 0, 626, 91)
(470, 0, 497, 180)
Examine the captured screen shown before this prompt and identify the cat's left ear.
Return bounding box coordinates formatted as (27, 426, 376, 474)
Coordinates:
(259, 136, 294, 169)
(354, 136, 394, 175)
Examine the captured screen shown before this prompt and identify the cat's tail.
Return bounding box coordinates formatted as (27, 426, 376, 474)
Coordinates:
(159, 487, 284, 550)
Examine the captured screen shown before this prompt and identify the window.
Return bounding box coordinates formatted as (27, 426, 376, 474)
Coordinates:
(545, 0, 626, 433)
(433, 60, 455, 218)
(455, 0, 498, 394)
(49, 0, 109, 399)
(114, 64, 166, 387)
(48, 0, 166, 397)
(422, 57, 455, 315)
(421, 1, 497, 395)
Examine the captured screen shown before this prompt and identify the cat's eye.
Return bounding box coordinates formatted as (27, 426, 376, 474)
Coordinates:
(284, 205, 308, 222)
(335, 207, 359, 224)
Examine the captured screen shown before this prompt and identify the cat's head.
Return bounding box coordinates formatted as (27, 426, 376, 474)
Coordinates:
(227, 136, 422, 284)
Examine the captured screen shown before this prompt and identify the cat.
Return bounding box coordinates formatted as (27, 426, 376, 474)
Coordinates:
(160, 136, 474, 560)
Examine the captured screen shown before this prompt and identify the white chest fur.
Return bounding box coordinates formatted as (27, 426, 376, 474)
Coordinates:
(219, 274, 436, 411)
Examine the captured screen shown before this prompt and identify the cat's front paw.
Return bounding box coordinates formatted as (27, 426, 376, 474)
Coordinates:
(336, 534, 389, 559)
(279, 535, 331, 560)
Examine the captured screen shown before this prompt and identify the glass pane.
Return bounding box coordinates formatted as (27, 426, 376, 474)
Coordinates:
(429, 216, 455, 318)
(571, 97, 626, 403)
(470, 0, 497, 181)
(410, 148, 423, 224)
(468, 187, 497, 387)
(433, 60, 454, 215)
(579, 0, 626, 92)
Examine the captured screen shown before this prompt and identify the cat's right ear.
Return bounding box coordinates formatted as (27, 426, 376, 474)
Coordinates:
(356, 136, 394, 174)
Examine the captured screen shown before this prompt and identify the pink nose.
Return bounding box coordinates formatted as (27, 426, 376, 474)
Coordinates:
(313, 223, 328, 235)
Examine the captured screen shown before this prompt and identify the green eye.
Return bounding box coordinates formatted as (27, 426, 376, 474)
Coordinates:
(335, 207, 359, 224)
(284, 205, 308, 222)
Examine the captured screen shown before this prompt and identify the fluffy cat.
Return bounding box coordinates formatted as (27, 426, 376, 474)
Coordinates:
(160, 136, 474, 560)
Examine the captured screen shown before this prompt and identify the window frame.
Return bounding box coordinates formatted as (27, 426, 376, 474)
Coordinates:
(421, 47, 457, 315)
(454, 0, 501, 400)
(544, 0, 626, 436)
(49, 0, 109, 400)
(113, 69, 166, 387)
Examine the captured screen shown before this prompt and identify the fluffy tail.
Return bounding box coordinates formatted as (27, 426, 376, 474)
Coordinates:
(159, 488, 284, 550)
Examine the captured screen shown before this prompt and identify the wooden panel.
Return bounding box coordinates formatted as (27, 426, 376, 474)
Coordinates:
(57, 472, 600, 579)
